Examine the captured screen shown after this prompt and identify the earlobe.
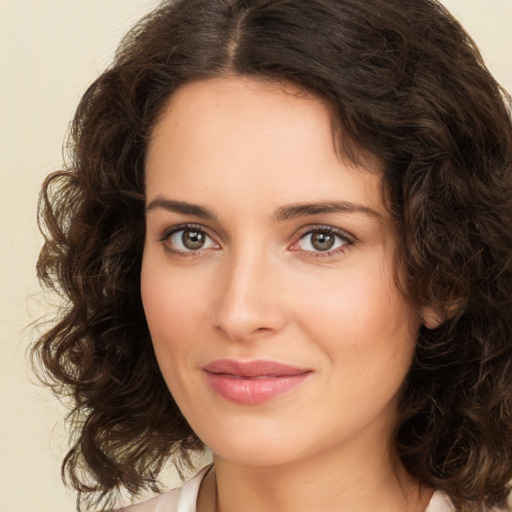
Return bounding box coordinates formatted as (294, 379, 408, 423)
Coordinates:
(420, 297, 465, 329)
(419, 307, 444, 330)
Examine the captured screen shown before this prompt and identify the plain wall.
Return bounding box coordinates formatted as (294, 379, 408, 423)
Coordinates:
(1, 1, 510, 511)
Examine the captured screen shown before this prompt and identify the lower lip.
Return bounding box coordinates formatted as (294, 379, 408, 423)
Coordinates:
(204, 372, 310, 405)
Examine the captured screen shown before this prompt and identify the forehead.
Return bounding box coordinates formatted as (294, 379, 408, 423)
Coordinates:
(149, 77, 334, 158)
(145, 76, 386, 217)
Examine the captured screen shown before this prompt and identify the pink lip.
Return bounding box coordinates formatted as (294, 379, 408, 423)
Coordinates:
(202, 359, 312, 405)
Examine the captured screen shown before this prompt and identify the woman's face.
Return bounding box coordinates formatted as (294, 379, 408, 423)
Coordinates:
(141, 77, 421, 468)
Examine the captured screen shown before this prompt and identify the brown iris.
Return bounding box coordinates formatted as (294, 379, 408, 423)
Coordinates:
(310, 231, 336, 251)
(182, 229, 206, 250)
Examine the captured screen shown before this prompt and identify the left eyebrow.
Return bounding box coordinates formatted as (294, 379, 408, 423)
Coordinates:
(145, 197, 217, 220)
(271, 201, 382, 222)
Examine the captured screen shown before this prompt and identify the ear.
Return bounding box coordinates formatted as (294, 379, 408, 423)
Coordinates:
(420, 297, 465, 329)
(419, 306, 444, 330)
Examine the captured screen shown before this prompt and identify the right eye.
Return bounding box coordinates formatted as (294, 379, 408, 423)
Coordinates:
(162, 226, 219, 254)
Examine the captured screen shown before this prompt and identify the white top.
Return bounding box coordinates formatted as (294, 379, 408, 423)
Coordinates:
(118, 465, 455, 512)
(117, 466, 211, 512)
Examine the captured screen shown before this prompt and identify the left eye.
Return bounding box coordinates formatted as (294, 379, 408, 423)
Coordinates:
(296, 230, 348, 252)
(168, 228, 218, 251)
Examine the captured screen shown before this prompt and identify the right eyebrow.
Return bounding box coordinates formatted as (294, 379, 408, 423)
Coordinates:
(271, 200, 381, 222)
(145, 198, 217, 220)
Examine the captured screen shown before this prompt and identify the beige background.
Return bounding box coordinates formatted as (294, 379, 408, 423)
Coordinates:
(1, 1, 511, 511)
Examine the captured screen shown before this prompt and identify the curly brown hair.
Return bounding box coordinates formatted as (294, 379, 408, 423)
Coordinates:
(33, 0, 512, 510)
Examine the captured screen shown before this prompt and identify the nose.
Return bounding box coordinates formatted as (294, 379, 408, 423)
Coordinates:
(211, 247, 287, 342)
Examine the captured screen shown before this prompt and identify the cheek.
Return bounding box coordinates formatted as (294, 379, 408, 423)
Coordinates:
(292, 257, 418, 373)
(140, 263, 198, 397)
(140, 256, 215, 390)
(294, 262, 404, 335)
(141, 254, 207, 333)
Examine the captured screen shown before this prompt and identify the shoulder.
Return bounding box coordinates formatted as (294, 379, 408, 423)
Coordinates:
(117, 466, 211, 512)
(425, 491, 455, 512)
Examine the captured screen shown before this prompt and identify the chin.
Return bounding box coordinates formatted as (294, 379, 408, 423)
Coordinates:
(210, 443, 302, 468)
(188, 415, 309, 468)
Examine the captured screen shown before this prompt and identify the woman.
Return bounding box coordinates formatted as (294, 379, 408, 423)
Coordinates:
(33, 0, 512, 511)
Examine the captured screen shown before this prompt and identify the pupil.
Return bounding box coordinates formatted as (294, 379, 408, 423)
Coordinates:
(182, 230, 205, 250)
(312, 232, 335, 251)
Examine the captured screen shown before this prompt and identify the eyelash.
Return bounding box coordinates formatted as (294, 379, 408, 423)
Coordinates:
(290, 225, 354, 259)
(159, 223, 219, 258)
(159, 223, 354, 258)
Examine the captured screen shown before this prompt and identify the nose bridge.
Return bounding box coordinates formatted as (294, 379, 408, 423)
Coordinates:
(212, 243, 283, 340)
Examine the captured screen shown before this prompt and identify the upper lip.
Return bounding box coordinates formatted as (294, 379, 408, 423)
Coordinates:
(203, 359, 312, 378)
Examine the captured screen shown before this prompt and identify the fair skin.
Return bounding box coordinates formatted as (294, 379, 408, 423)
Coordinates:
(141, 76, 434, 512)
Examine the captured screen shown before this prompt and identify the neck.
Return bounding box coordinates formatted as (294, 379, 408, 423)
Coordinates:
(198, 442, 432, 512)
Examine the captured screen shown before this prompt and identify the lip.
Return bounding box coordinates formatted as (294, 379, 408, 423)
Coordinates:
(202, 359, 312, 405)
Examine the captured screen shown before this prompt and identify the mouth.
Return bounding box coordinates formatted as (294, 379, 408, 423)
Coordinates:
(202, 359, 312, 405)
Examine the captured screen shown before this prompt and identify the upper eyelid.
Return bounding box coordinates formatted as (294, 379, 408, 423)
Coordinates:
(293, 224, 355, 243)
(157, 219, 229, 245)
(161, 223, 215, 239)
